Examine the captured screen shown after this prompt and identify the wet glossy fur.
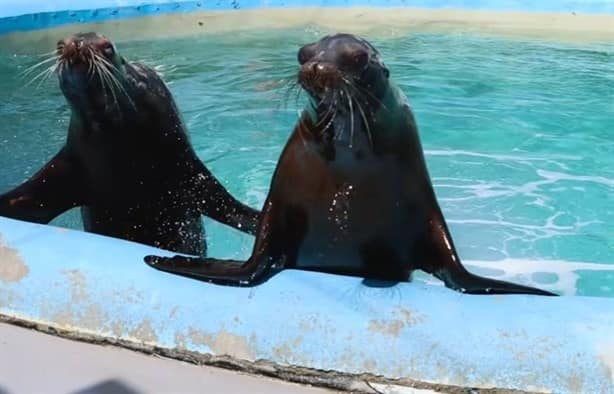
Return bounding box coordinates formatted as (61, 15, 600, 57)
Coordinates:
(145, 33, 555, 296)
(0, 32, 260, 256)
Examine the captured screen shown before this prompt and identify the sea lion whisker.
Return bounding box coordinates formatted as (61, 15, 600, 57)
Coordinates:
(315, 102, 335, 128)
(94, 61, 115, 107)
(24, 64, 57, 88)
(98, 57, 136, 110)
(103, 69, 124, 114)
(95, 55, 136, 111)
(354, 96, 373, 148)
(322, 107, 337, 135)
(87, 50, 96, 80)
(341, 77, 376, 110)
(354, 82, 389, 112)
(344, 87, 356, 148)
(294, 83, 305, 109)
(36, 63, 59, 90)
(282, 80, 302, 110)
(38, 49, 58, 57)
(19, 56, 58, 78)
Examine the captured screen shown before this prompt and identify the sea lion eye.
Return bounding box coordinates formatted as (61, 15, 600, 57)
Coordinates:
(103, 44, 114, 57)
(341, 50, 369, 70)
(298, 45, 316, 65)
(353, 51, 369, 68)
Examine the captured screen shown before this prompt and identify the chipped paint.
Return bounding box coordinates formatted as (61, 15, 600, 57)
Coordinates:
(0, 236, 29, 283)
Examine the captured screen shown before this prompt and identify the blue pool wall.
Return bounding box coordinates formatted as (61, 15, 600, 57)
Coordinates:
(1, 217, 613, 392)
(0, 0, 613, 33)
(1, 1, 614, 393)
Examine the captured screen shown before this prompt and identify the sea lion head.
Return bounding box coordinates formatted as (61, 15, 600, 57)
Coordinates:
(56, 32, 132, 112)
(297, 33, 390, 112)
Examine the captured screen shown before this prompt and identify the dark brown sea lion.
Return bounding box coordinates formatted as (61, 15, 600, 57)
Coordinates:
(0, 32, 259, 256)
(145, 33, 555, 296)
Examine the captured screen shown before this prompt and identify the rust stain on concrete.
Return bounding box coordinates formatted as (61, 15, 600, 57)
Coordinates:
(129, 319, 159, 343)
(0, 287, 20, 309)
(61, 269, 88, 302)
(272, 335, 304, 362)
(0, 236, 29, 283)
(174, 332, 187, 349)
(368, 307, 425, 338)
(597, 341, 614, 382)
(188, 327, 254, 361)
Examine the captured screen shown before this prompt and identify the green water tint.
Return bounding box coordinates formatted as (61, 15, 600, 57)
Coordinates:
(0, 28, 612, 297)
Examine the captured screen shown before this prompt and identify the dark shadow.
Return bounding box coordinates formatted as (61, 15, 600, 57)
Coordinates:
(0, 385, 12, 394)
(362, 278, 400, 288)
(70, 379, 142, 394)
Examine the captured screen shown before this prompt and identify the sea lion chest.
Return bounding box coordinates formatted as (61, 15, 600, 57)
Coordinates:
(277, 123, 426, 277)
(67, 113, 182, 203)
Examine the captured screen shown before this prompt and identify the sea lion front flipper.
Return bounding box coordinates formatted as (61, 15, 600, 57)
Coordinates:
(145, 199, 276, 286)
(421, 211, 557, 296)
(144, 255, 274, 286)
(0, 148, 85, 224)
(191, 164, 260, 235)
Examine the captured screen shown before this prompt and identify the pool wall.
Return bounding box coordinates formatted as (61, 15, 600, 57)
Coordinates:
(1, 1, 614, 393)
(1, 216, 613, 392)
(0, 0, 613, 33)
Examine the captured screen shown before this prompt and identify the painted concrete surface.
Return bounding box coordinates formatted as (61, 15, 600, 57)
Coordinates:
(0, 322, 336, 394)
(1, 216, 613, 393)
(0, 0, 613, 33)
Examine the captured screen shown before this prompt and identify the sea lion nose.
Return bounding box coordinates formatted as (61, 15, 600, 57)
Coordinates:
(74, 39, 83, 51)
(311, 62, 335, 75)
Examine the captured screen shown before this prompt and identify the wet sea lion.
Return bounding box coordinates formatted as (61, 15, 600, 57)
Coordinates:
(145, 33, 555, 296)
(0, 32, 259, 256)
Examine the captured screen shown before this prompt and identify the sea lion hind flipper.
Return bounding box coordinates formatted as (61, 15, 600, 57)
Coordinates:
(144, 255, 273, 286)
(436, 269, 558, 296)
(0, 148, 85, 223)
(421, 212, 557, 296)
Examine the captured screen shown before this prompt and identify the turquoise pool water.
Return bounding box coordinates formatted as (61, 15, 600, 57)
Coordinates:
(0, 28, 612, 297)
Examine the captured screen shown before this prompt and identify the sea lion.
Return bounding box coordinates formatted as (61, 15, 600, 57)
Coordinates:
(144, 33, 555, 296)
(0, 32, 259, 256)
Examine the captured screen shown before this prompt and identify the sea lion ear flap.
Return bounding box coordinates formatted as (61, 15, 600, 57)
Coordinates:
(383, 65, 390, 78)
(121, 56, 127, 65)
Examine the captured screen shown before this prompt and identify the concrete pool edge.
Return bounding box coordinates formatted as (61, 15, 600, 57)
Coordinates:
(0, 9, 612, 56)
(0, 313, 490, 394)
(1, 0, 613, 34)
(1, 216, 613, 393)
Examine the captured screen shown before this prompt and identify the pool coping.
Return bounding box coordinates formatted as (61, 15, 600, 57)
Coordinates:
(0, 313, 521, 394)
(1, 0, 613, 34)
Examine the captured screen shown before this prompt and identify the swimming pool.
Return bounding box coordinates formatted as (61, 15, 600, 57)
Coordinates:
(1, 17, 612, 297)
(0, 4, 613, 393)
